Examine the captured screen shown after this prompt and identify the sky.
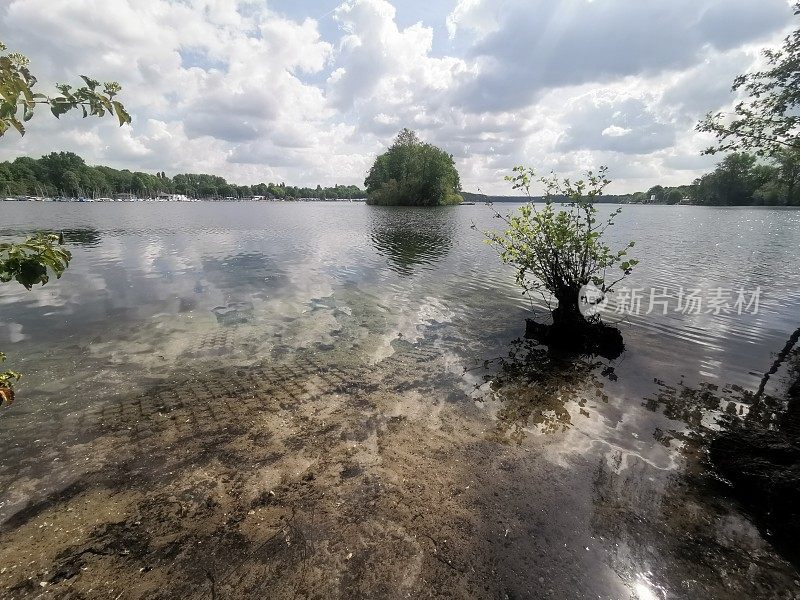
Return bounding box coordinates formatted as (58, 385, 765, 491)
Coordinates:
(0, 0, 794, 194)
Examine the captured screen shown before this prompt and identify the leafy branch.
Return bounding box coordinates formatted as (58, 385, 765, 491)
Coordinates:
(0, 233, 72, 289)
(0, 41, 131, 137)
(0, 234, 72, 401)
(697, 2, 800, 156)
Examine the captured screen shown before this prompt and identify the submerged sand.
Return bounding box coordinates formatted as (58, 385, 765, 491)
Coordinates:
(0, 335, 798, 599)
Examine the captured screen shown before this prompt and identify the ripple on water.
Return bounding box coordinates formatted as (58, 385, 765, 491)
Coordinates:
(0, 202, 797, 403)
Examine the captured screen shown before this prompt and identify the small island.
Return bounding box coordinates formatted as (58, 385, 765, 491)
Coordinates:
(364, 129, 463, 206)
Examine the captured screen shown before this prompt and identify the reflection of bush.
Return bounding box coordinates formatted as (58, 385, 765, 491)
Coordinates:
(370, 211, 453, 276)
(474, 339, 604, 440)
(200, 252, 286, 292)
(61, 228, 102, 247)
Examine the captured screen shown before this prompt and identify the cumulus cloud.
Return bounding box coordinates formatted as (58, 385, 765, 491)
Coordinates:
(0, 0, 794, 194)
(556, 94, 676, 154)
(449, 0, 789, 113)
(327, 0, 468, 115)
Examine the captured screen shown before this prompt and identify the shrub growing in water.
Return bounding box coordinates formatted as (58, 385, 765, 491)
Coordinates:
(485, 167, 637, 353)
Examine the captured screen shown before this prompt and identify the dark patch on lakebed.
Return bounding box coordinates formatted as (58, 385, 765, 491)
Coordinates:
(709, 349, 800, 567)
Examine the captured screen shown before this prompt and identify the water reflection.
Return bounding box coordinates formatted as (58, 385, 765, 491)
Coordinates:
(61, 228, 102, 247)
(471, 338, 607, 439)
(709, 351, 800, 567)
(642, 331, 800, 441)
(370, 207, 454, 276)
(588, 447, 790, 600)
(641, 332, 800, 568)
(200, 252, 286, 297)
(591, 349, 800, 598)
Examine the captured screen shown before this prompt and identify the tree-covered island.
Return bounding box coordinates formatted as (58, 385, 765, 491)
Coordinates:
(365, 129, 463, 206)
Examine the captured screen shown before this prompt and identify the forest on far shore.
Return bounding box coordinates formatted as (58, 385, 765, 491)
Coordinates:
(2, 149, 799, 206)
(0, 152, 365, 200)
(465, 152, 800, 206)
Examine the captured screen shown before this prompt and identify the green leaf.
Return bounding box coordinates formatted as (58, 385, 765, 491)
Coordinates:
(79, 75, 99, 89)
(9, 117, 24, 135)
(111, 100, 131, 126)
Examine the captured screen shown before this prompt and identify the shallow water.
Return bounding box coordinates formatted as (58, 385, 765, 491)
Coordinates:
(1, 202, 799, 598)
(2, 202, 798, 397)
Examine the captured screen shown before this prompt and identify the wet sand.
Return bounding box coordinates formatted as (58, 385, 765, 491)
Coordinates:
(1, 338, 798, 599)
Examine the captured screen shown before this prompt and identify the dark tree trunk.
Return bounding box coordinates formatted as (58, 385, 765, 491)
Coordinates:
(524, 285, 624, 359)
(552, 287, 585, 329)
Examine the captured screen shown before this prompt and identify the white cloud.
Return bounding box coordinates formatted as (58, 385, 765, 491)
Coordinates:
(327, 0, 467, 113)
(602, 126, 632, 138)
(450, 0, 789, 113)
(0, 0, 794, 194)
(446, 0, 499, 40)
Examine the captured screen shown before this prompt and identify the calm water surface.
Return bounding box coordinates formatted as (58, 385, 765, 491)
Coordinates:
(1, 202, 799, 596)
(1, 202, 797, 400)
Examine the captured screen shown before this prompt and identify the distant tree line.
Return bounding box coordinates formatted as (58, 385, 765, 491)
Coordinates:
(465, 151, 800, 207)
(0, 152, 365, 200)
(620, 151, 800, 206)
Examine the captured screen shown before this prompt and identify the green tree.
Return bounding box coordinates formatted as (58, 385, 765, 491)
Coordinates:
(198, 180, 219, 198)
(0, 41, 131, 137)
(485, 166, 637, 331)
(646, 185, 664, 203)
(698, 3, 799, 157)
(219, 183, 235, 198)
(761, 148, 800, 205)
(365, 128, 463, 206)
(62, 170, 81, 196)
(629, 191, 648, 204)
(83, 168, 110, 197)
(693, 153, 776, 206)
(131, 172, 150, 196)
(664, 189, 684, 205)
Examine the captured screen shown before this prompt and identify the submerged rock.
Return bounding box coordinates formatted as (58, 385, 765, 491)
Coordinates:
(212, 301, 255, 326)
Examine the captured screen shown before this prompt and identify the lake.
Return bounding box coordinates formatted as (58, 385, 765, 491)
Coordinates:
(1, 202, 799, 598)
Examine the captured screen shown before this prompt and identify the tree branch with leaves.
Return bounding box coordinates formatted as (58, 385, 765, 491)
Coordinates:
(697, 3, 800, 157)
(0, 41, 131, 137)
(0, 234, 72, 405)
